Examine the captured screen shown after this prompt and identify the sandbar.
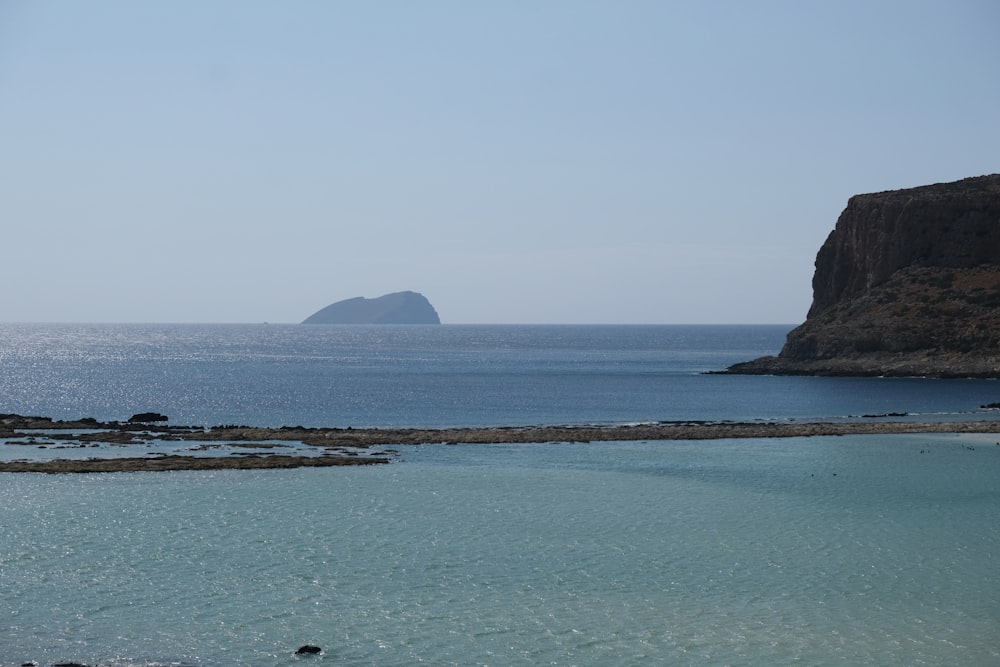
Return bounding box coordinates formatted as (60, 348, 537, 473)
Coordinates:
(2, 414, 1000, 473)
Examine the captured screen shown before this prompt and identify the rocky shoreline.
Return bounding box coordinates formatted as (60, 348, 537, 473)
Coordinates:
(0, 453, 389, 474)
(3, 413, 1000, 473)
(721, 349, 1000, 378)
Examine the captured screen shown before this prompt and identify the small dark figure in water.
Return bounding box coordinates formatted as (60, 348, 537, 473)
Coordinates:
(296, 644, 322, 655)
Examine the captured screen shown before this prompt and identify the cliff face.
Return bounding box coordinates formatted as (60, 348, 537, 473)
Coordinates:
(302, 291, 441, 324)
(728, 174, 1000, 377)
(809, 175, 1000, 317)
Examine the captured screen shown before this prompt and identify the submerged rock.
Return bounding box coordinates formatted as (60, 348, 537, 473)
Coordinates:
(295, 644, 322, 655)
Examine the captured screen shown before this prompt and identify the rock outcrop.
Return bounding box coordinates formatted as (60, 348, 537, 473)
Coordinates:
(727, 174, 1000, 377)
(127, 412, 168, 423)
(302, 291, 440, 324)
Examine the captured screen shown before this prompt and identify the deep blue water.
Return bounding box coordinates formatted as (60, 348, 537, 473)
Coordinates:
(1, 323, 998, 427)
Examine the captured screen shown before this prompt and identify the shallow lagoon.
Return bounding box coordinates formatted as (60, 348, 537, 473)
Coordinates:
(3, 433, 999, 666)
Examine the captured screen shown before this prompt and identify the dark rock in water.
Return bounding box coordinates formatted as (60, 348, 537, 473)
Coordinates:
(295, 644, 322, 655)
(127, 412, 169, 423)
(302, 291, 440, 324)
(52, 663, 88, 667)
(726, 174, 1000, 378)
(860, 412, 908, 418)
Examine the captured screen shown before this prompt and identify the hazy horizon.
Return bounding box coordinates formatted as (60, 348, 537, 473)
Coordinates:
(0, 318, 801, 326)
(2, 2, 997, 324)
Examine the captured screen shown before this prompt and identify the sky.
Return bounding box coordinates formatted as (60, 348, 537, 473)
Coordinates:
(1, 1, 998, 324)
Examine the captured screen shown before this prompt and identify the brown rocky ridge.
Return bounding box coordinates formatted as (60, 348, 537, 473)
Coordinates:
(3, 413, 1000, 473)
(0, 413, 394, 473)
(726, 174, 1000, 377)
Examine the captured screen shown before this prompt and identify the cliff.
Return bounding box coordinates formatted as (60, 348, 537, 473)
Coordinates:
(302, 291, 441, 324)
(727, 174, 1000, 377)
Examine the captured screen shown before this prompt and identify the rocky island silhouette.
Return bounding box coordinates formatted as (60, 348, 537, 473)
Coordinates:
(302, 290, 440, 324)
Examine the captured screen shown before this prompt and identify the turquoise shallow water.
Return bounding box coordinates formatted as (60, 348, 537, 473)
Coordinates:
(3, 434, 999, 666)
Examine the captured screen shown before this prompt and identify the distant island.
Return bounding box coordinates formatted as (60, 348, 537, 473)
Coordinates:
(727, 174, 1000, 378)
(302, 291, 440, 324)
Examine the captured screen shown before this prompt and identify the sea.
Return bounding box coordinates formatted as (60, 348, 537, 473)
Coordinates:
(1, 323, 999, 666)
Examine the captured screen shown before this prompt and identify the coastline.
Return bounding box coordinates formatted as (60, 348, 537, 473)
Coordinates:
(721, 352, 1000, 378)
(3, 414, 1000, 473)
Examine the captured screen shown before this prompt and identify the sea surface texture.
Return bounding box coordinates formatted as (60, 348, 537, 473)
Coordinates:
(2, 324, 1000, 666)
(1, 323, 998, 427)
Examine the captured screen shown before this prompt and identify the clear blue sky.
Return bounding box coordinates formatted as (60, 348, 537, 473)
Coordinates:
(2, 1, 997, 324)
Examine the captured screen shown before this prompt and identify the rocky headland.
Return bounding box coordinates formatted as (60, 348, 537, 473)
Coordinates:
(302, 291, 440, 324)
(727, 174, 1000, 377)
